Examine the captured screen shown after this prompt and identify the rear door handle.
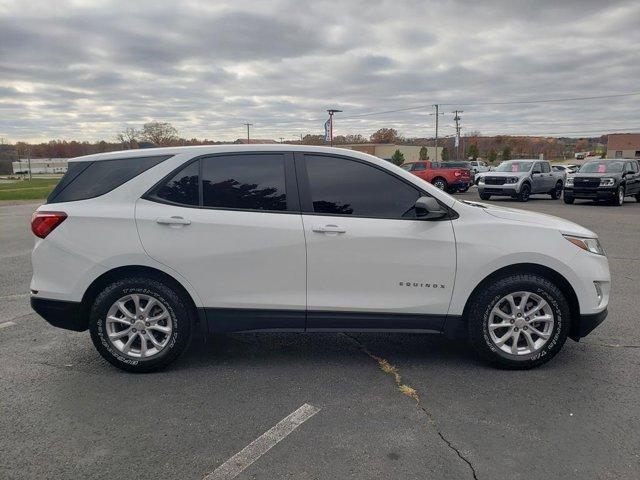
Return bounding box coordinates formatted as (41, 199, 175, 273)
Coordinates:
(312, 224, 346, 234)
(156, 216, 191, 226)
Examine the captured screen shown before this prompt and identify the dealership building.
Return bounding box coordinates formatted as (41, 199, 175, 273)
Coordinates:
(607, 133, 640, 159)
(12, 158, 68, 175)
(337, 144, 443, 162)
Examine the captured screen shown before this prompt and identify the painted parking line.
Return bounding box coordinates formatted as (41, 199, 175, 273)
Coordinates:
(203, 403, 321, 480)
(0, 321, 16, 330)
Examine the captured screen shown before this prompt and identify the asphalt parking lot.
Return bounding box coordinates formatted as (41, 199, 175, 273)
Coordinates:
(1, 191, 639, 480)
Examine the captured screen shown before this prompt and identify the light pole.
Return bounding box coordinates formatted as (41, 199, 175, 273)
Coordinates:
(326, 109, 342, 146)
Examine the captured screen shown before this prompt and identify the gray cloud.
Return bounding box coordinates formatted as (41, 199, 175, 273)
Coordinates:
(0, 0, 638, 142)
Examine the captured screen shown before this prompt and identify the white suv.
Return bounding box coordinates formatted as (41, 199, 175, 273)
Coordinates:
(30, 145, 610, 372)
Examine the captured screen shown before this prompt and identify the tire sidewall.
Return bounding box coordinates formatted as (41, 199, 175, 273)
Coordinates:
(469, 276, 570, 368)
(89, 279, 191, 372)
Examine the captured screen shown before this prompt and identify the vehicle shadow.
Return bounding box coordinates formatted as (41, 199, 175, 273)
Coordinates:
(172, 331, 482, 372)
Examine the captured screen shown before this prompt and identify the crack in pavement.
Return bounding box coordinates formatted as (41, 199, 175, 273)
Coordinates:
(586, 342, 640, 349)
(342, 333, 479, 480)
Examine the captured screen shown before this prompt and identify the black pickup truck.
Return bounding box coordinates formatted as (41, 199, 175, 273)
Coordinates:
(564, 159, 640, 206)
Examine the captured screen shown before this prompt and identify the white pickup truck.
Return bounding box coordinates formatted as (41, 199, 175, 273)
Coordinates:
(478, 160, 565, 202)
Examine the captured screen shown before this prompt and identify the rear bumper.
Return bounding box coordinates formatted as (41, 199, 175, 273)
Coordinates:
(31, 297, 87, 332)
(564, 187, 617, 200)
(571, 308, 608, 341)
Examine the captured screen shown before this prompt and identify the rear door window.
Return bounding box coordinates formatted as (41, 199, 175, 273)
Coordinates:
(201, 154, 287, 211)
(153, 161, 200, 206)
(48, 155, 171, 203)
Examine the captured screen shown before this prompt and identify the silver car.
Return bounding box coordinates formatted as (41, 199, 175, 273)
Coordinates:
(478, 160, 565, 202)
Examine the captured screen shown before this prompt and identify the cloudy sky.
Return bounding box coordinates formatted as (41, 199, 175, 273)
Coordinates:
(0, 0, 639, 142)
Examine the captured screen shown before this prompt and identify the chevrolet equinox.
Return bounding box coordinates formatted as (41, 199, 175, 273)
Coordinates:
(30, 145, 610, 372)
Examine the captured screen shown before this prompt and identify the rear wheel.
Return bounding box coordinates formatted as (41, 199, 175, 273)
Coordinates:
(467, 274, 570, 369)
(550, 181, 563, 199)
(89, 276, 193, 372)
(457, 185, 470, 193)
(432, 177, 447, 190)
(518, 183, 531, 202)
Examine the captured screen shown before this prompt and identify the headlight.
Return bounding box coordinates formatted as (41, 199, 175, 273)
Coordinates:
(600, 177, 615, 187)
(564, 235, 605, 256)
(505, 177, 518, 184)
(565, 177, 574, 186)
(478, 177, 485, 184)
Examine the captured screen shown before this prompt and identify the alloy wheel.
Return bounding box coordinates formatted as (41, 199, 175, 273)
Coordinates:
(487, 291, 554, 356)
(105, 293, 173, 358)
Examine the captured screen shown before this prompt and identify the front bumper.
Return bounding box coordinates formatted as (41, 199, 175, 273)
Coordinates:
(31, 297, 87, 332)
(478, 185, 519, 196)
(564, 186, 617, 200)
(571, 308, 608, 341)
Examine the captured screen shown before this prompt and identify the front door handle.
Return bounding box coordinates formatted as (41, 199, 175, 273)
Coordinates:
(312, 224, 346, 234)
(156, 216, 191, 226)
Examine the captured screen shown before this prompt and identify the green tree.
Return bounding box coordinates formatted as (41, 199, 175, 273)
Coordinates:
(419, 146, 429, 160)
(440, 147, 449, 161)
(487, 148, 497, 163)
(502, 146, 512, 160)
(390, 149, 405, 166)
(467, 144, 479, 160)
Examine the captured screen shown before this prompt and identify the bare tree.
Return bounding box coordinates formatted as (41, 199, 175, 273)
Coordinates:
(116, 127, 139, 149)
(140, 122, 178, 146)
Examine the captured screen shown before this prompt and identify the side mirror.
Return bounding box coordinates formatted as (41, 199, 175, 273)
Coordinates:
(415, 196, 447, 220)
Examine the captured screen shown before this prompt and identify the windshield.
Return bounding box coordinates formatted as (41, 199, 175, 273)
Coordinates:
(579, 161, 624, 173)
(495, 161, 533, 172)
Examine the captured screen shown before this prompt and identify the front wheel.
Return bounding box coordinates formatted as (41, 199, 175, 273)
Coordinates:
(518, 183, 531, 202)
(479, 192, 491, 200)
(613, 185, 625, 206)
(467, 274, 570, 369)
(89, 276, 193, 372)
(563, 195, 574, 204)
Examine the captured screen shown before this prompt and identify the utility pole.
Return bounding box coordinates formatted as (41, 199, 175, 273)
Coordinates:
(452, 110, 463, 160)
(432, 104, 444, 160)
(279, 137, 284, 143)
(243, 123, 253, 144)
(326, 109, 342, 147)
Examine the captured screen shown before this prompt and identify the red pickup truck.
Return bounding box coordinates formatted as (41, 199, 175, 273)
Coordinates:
(400, 161, 471, 193)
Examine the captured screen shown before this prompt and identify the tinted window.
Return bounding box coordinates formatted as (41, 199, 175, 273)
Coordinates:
(48, 155, 171, 203)
(413, 163, 426, 171)
(580, 161, 625, 173)
(154, 161, 199, 206)
(304, 155, 421, 218)
(201, 154, 287, 211)
(541, 163, 550, 173)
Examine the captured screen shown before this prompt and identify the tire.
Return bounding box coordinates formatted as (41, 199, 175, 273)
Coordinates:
(636, 192, 640, 203)
(563, 195, 574, 204)
(457, 185, 470, 193)
(432, 177, 447, 190)
(89, 276, 193, 373)
(467, 274, 570, 369)
(550, 181, 563, 200)
(613, 185, 625, 206)
(518, 183, 531, 202)
(479, 192, 491, 200)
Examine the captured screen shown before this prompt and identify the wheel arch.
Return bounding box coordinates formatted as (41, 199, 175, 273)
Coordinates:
(455, 263, 581, 340)
(79, 265, 205, 333)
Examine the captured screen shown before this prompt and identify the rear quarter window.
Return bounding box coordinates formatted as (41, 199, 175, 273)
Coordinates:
(47, 155, 172, 203)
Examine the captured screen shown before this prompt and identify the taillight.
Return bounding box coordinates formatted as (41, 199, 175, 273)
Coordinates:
(31, 211, 67, 239)
(454, 171, 461, 177)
